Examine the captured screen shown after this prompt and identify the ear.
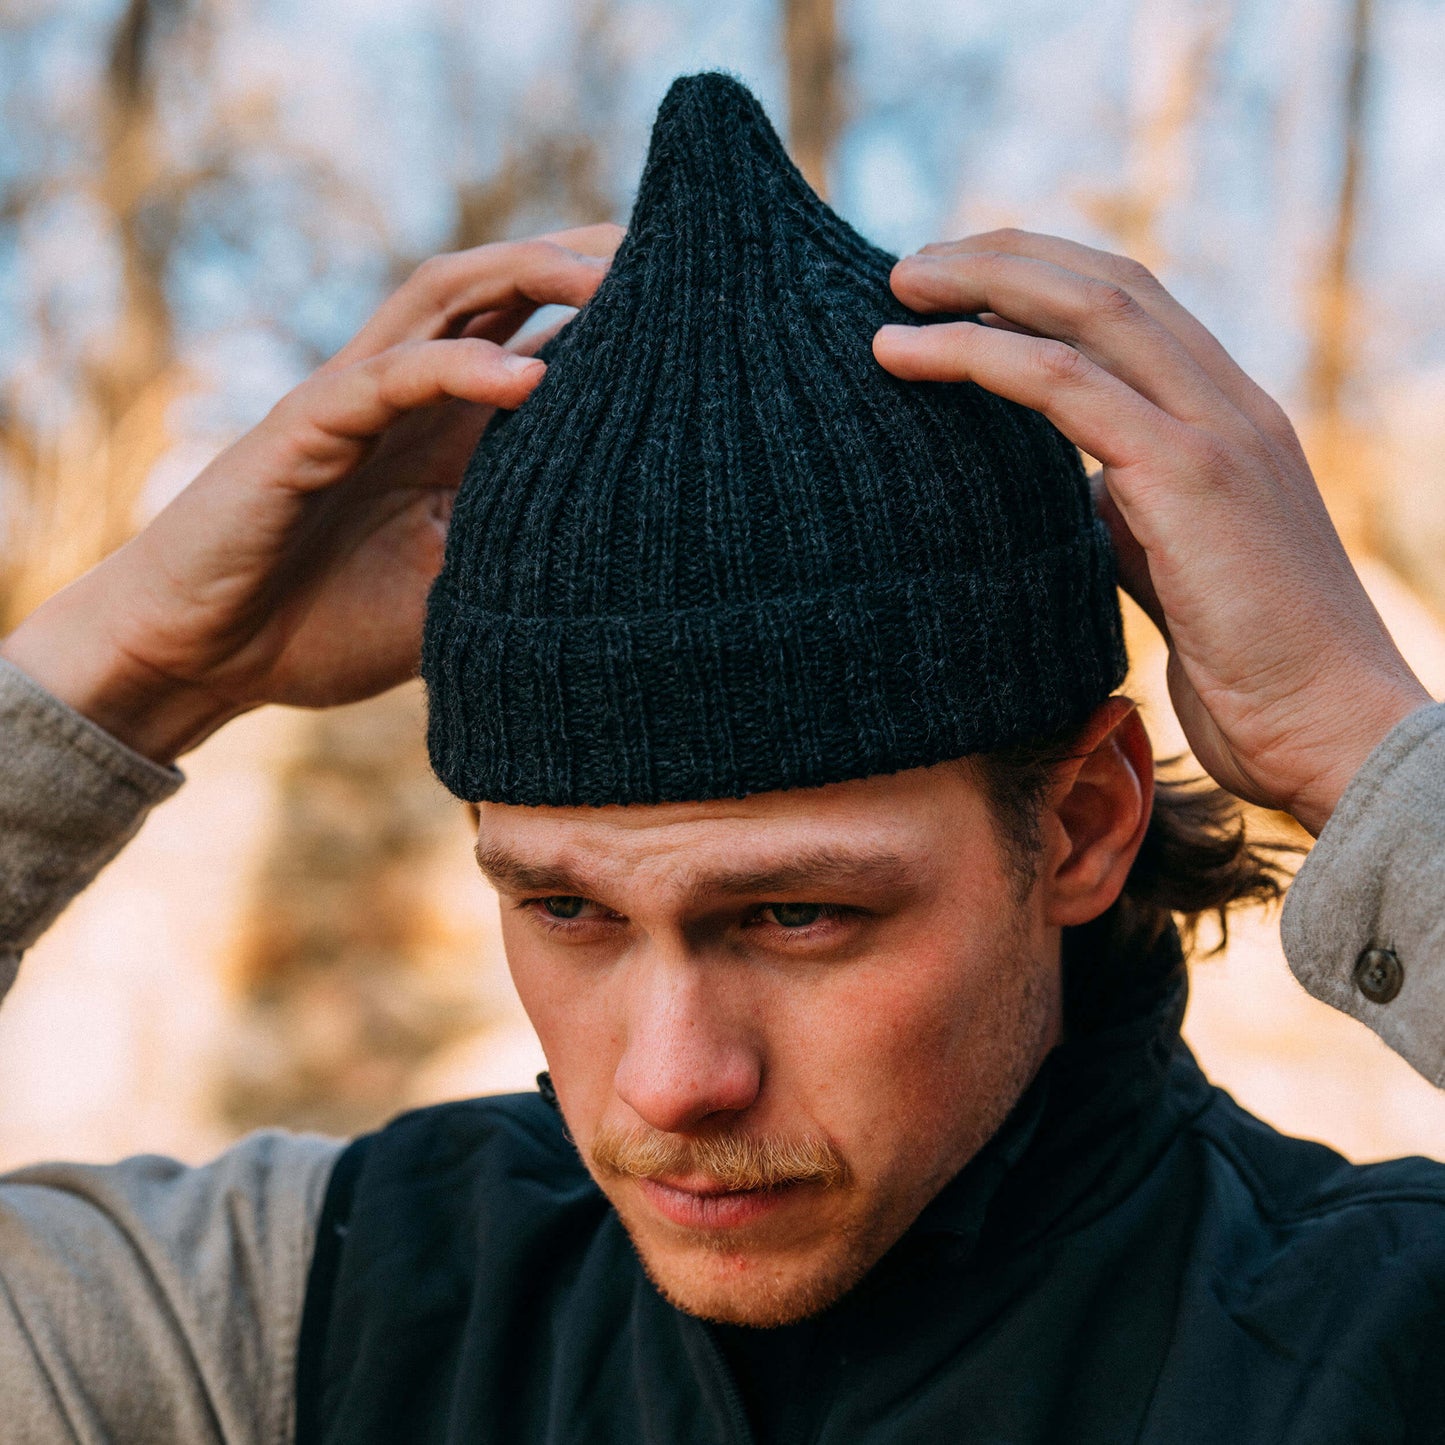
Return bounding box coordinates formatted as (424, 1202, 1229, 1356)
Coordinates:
(1038, 698, 1154, 928)
(465, 802, 481, 829)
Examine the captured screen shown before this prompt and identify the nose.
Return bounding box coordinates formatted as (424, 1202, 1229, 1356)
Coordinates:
(612, 949, 762, 1134)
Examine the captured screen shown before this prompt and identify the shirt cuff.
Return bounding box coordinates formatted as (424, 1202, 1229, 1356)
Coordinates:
(0, 657, 183, 960)
(1281, 701, 1445, 1087)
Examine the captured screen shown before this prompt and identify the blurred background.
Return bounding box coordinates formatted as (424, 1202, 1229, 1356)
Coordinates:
(3, 0, 1445, 1170)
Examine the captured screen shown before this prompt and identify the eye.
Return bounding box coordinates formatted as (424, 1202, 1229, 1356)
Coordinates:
(763, 902, 829, 929)
(520, 894, 619, 937)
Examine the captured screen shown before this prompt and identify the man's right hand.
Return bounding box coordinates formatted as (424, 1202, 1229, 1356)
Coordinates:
(0, 225, 622, 765)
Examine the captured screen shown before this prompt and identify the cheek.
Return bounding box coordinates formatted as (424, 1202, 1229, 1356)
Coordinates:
(501, 913, 622, 1135)
(775, 906, 1049, 1187)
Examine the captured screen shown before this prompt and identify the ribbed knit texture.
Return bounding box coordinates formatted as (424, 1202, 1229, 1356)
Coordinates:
(423, 72, 1127, 806)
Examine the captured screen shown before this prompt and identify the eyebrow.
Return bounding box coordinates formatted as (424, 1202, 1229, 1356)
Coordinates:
(473, 843, 590, 896)
(473, 841, 916, 901)
(694, 848, 915, 900)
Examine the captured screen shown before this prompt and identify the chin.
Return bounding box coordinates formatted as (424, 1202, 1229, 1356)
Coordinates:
(623, 1219, 881, 1328)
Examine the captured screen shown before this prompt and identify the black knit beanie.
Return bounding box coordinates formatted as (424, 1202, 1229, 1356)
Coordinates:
(422, 72, 1127, 807)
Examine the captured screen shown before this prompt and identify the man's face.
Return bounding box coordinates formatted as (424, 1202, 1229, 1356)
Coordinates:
(474, 761, 1065, 1327)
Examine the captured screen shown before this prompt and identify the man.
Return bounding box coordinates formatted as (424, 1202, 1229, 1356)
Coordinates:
(1, 72, 1441, 1444)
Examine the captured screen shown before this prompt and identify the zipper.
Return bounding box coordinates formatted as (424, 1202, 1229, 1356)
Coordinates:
(693, 1322, 757, 1445)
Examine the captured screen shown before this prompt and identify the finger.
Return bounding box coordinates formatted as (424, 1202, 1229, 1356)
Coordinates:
(538, 221, 625, 260)
(452, 226, 624, 347)
(910, 230, 1295, 444)
(275, 339, 545, 485)
(328, 238, 611, 368)
(873, 320, 1187, 474)
(461, 301, 581, 357)
(1090, 469, 1168, 639)
(976, 312, 1039, 336)
(460, 301, 542, 346)
(890, 251, 1240, 432)
(450, 225, 621, 341)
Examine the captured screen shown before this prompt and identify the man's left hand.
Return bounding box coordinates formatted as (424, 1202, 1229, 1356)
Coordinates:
(873, 229, 1430, 836)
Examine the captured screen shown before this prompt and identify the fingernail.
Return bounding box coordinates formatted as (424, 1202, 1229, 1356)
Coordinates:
(504, 354, 545, 375)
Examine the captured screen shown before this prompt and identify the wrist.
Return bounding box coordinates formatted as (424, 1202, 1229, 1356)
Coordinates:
(0, 599, 242, 766)
(1288, 674, 1433, 836)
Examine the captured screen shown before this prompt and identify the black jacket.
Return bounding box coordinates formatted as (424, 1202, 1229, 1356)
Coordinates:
(295, 925, 1445, 1443)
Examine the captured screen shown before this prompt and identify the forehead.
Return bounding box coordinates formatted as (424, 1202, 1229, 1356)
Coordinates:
(472, 760, 995, 898)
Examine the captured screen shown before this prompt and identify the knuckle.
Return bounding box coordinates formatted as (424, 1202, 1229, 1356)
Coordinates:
(409, 252, 456, 291)
(950, 248, 1008, 285)
(1031, 338, 1091, 384)
(1182, 428, 1237, 479)
(980, 226, 1029, 249)
(362, 342, 405, 376)
(365, 341, 420, 394)
(1083, 278, 1139, 322)
(1257, 394, 1302, 449)
(511, 237, 569, 271)
(455, 335, 501, 367)
(264, 388, 304, 433)
(1110, 254, 1161, 293)
(361, 354, 399, 407)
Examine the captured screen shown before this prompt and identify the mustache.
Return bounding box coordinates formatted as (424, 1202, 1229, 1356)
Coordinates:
(591, 1124, 849, 1193)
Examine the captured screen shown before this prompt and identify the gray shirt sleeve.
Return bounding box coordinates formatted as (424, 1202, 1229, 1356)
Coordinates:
(0, 656, 342, 1444)
(1282, 701, 1445, 1087)
(0, 656, 182, 986)
(0, 1134, 339, 1445)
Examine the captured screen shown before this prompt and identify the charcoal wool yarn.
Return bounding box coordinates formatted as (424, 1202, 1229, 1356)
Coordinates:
(422, 72, 1127, 806)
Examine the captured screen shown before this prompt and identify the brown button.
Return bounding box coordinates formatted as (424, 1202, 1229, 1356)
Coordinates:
(1354, 947, 1403, 1004)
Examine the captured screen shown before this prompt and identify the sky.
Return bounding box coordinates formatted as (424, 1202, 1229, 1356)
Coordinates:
(3, 0, 1445, 491)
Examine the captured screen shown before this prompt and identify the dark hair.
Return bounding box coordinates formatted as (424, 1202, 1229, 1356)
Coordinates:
(971, 716, 1300, 963)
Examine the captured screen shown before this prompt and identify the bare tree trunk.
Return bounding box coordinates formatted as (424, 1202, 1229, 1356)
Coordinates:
(218, 689, 488, 1137)
(781, 0, 842, 199)
(1301, 0, 1376, 555)
(90, 0, 184, 547)
(1306, 0, 1370, 424)
(0, 0, 186, 629)
(1077, 0, 1234, 276)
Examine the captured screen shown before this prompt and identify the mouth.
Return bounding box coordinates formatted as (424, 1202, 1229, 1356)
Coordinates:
(636, 1175, 803, 1230)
